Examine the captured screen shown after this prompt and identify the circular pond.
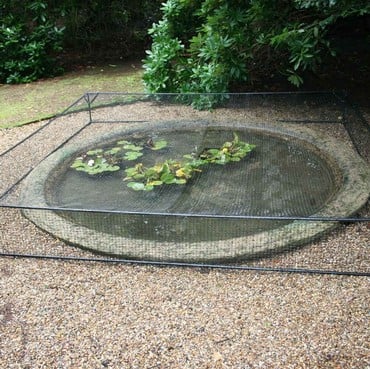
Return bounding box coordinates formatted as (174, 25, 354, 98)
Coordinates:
(22, 122, 369, 262)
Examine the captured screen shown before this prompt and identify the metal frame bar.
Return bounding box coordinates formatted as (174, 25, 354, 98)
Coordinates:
(0, 253, 368, 277)
(1, 204, 369, 222)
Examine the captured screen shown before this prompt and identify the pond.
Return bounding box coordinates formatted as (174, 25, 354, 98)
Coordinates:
(21, 122, 369, 262)
(48, 127, 338, 242)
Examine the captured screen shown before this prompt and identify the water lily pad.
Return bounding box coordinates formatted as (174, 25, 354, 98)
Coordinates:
(70, 157, 120, 175)
(70, 158, 84, 168)
(86, 149, 104, 155)
(104, 147, 122, 155)
(122, 143, 143, 151)
(150, 140, 168, 151)
(174, 178, 187, 185)
(143, 184, 154, 191)
(148, 180, 163, 186)
(72, 132, 255, 191)
(123, 151, 143, 161)
(127, 182, 145, 191)
(160, 172, 176, 184)
(117, 140, 130, 145)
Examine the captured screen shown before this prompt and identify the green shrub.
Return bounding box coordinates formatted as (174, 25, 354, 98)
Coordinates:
(0, 1, 64, 84)
(57, 0, 162, 58)
(143, 0, 370, 100)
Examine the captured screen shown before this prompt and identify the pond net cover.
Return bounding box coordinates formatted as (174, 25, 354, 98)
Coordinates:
(0, 92, 369, 275)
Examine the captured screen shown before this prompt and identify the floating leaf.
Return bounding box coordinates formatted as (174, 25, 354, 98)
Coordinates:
(160, 173, 176, 184)
(86, 149, 104, 155)
(122, 143, 143, 151)
(72, 133, 255, 191)
(175, 166, 194, 179)
(87, 162, 120, 175)
(144, 184, 154, 191)
(148, 180, 163, 186)
(127, 182, 146, 191)
(104, 164, 120, 172)
(175, 178, 187, 185)
(117, 140, 130, 145)
(150, 140, 168, 151)
(70, 157, 120, 175)
(70, 158, 84, 168)
(124, 167, 138, 177)
(104, 147, 122, 155)
(123, 151, 143, 161)
(133, 173, 145, 180)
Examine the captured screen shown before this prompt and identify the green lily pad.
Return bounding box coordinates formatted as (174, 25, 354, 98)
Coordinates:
(70, 158, 84, 168)
(104, 147, 122, 155)
(127, 182, 146, 191)
(70, 156, 120, 175)
(148, 180, 163, 186)
(150, 140, 168, 151)
(72, 132, 255, 191)
(86, 149, 104, 155)
(160, 172, 176, 184)
(174, 178, 187, 185)
(117, 140, 130, 145)
(122, 143, 143, 151)
(123, 151, 143, 161)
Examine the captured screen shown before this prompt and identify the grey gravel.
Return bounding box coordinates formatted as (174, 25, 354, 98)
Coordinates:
(0, 257, 369, 369)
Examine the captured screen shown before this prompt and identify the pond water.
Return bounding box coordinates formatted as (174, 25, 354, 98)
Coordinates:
(46, 127, 338, 243)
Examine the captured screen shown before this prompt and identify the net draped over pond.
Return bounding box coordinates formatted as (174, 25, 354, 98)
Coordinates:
(0, 93, 369, 275)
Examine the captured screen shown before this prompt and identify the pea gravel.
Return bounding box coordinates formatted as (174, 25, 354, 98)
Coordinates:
(0, 258, 369, 369)
(0, 99, 369, 369)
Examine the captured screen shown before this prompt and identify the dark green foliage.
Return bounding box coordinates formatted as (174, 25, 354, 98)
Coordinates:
(143, 0, 370, 97)
(0, 1, 64, 83)
(0, 0, 162, 84)
(57, 0, 162, 58)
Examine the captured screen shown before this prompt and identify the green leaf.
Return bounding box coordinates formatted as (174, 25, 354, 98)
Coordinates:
(127, 182, 146, 191)
(123, 143, 143, 151)
(144, 185, 154, 191)
(148, 180, 163, 186)
(160, 172, 176, 184)
(287, 73, 303, 87)
(70, 158, 84, 168)
(124, 167, 138, 177)
(104, 165, 120, 172)
(151, 140, 168, 150)
(133, 173, 145, 180)
(175, 178, 187, 185)
(86, 149, 103, 155)
(123, 151, 143, 161)
(104, 147, 121, 155)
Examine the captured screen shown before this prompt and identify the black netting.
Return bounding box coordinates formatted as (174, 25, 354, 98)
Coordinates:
(0, 93, 369, 275)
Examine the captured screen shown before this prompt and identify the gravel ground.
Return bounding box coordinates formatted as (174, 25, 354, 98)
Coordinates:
(0, 95, 369, 368)
(0, 258, 369, 369)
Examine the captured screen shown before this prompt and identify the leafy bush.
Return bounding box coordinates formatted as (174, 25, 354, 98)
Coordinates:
(143, 0, 370, 98)
(57, 0, 162, 58)
(0, 1, 64, 84)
